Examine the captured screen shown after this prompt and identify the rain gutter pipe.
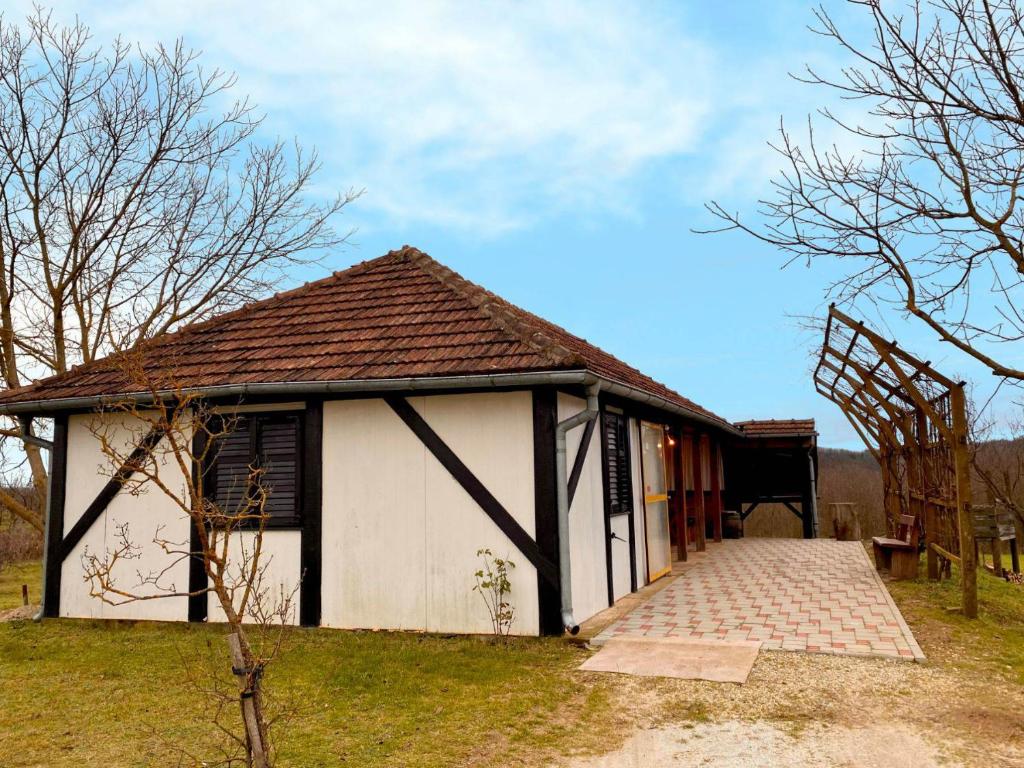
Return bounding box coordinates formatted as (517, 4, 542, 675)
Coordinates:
(554, 380, 600, 635)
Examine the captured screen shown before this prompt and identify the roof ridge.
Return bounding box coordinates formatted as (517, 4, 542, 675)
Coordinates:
(397, 246, 585, 369)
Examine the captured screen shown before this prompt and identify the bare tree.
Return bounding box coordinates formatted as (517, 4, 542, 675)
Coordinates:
(0, 9, 354, 532)
(704, 0, 1024, 384)
(969, 389, 1024, 527)
(81, 353, 298, 767)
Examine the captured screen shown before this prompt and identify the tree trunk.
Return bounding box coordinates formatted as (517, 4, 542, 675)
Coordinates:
(227, 633, 269, 768)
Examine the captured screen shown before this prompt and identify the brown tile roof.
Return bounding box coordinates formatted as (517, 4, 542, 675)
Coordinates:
(736, 419, 817, 438)
(0, 246, 730, 425)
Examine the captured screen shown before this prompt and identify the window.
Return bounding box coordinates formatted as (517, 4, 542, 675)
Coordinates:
(209, 412, 302, 526)
(601, 410, 633, 516)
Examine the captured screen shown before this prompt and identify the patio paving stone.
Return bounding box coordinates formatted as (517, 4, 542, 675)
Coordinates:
(592, 539, 925, 661)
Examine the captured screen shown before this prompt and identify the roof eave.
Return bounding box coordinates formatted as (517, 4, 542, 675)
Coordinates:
(0, 369, 742, 435)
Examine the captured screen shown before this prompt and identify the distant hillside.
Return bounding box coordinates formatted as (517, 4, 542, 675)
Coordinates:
(746, 438, 1024, 539)
(817, 447, 885, 537)
(743, 446, 885, 539)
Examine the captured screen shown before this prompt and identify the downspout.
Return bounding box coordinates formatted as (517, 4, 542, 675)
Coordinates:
(555, 381, 600, 635)
(807, 448, 819, 538)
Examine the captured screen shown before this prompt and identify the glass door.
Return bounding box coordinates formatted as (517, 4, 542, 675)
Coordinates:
(640, 422, 672, 581)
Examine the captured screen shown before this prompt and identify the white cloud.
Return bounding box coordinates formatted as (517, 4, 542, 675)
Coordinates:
(20, 0, 719, 232)
(7, 1, 864, 233)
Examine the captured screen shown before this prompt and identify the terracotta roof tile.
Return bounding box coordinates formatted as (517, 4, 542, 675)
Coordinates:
(0, 246, 728, 425)
(736, 419, 817, 437)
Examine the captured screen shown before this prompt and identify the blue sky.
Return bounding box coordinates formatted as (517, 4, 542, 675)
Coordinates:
(18, 1, 1015, 447)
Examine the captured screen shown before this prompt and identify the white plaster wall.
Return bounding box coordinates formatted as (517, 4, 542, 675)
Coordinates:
(206, 530, 301, 625)
(60, 413, 191, 621)
(419, 393, 538, 634)
(321, 392, 540, 635)
(610, 514, 632, 601)
(321, 397, 427, 630)
(559, 393, 608, 624)
(629, 417, 648, 587)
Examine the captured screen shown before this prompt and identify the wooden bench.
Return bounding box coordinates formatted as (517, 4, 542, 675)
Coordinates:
(973, 505, 1020, 578)
(872, 514, 919, 580)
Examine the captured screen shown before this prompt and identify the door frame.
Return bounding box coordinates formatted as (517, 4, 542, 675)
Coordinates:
(639, 420, 672, 582)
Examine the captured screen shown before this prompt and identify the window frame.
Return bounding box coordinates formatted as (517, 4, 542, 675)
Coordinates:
(206, 410, 304, 529)
(600, 408, 634, 517)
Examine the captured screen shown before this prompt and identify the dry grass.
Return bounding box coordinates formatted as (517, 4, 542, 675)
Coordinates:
(3, 553, 1023, 766)
(0, 559, 39, 612)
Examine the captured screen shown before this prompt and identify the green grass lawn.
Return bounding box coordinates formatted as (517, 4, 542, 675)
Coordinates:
(0, 559, 41, 611)
(886, 554, 1024, 685)
(0, 562, 615, 767)
(4, 551, 1024, 767)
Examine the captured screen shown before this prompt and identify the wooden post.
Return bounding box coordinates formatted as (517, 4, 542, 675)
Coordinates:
(672, 426, 688, 562)
(227, 633, 269, 768)
(916, 410, 939, 581)
(709, 436, 723, 543)
(690, 433, 706, 552)
(950, 385, 978, 619)
(800, 461, 815, 539)
(21, 584, 28, 606)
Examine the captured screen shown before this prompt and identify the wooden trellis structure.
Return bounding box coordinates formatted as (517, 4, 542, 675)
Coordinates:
(813, 306, 978, 618)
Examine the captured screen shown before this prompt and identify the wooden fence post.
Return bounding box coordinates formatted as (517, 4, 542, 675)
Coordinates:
(950, 385, 978, 619)
(916, 410, 939, 581)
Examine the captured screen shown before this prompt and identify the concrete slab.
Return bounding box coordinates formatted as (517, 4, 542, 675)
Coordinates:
(578, 636, 762, 683)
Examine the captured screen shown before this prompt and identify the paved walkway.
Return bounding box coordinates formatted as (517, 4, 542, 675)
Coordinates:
(594, 539, 924, 661)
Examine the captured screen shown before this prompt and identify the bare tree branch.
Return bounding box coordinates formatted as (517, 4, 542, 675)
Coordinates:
(702, 0, 1024, 385)
(0, 9, 356, 533)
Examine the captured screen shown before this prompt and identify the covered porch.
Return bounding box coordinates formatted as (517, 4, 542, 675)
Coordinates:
(625, 415, 820, 590)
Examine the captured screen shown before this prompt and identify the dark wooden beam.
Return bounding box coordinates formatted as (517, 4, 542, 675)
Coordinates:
(672, 426, 688, 562)
(801, 447, 816, 540)
(691, 433, 706, 551)
(532, 389, 563, 635)
(782, 500, 803, 520)
(188, 420, 209, 623)
(300, 400, 323, 627)
(60, 424, 167, 561)
(709, 435, 723, 543)
(43, 415, 68, 619)
(385, 397, 561, 589)
(566, 417, 596, 509)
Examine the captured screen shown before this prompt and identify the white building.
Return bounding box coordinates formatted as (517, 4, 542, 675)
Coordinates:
(0, 247, 817, 635)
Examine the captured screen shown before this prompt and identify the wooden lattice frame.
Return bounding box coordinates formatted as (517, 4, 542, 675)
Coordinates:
(814, 306, 978, 618)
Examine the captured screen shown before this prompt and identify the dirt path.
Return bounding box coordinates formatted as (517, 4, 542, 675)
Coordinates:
(562, 649, 1024, 768)
(569, 722, 947, 768)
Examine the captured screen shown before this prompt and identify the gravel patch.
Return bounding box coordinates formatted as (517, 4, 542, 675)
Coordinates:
(571, 649, 1024, 767)
(566, 721, 950, 767)
(0, 604, 37, 621)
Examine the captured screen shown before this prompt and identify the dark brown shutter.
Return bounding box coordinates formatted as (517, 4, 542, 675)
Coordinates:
(213, 416, 254, 515)
(211, 413, 302, 524)
(603, 411, 633, 516)
(256, 415, 300, 519)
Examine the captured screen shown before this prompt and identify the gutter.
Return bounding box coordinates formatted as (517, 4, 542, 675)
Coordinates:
(554, 380, 600, 635)
(0, 371, 742, 437)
